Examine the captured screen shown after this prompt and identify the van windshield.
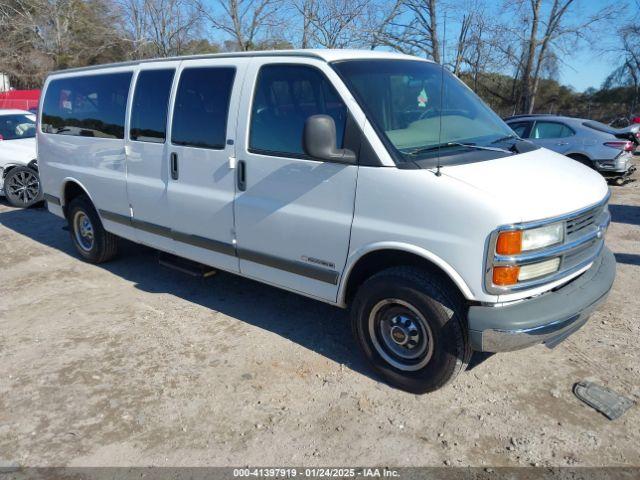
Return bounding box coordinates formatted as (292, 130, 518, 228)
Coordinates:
(332, 59, 517, 167)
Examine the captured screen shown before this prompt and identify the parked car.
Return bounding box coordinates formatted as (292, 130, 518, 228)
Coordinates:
(585, 119, 640, 157)
(38, 50, 615, 393)
(505, 114, 637, 185)
(0, 109, 42, 207)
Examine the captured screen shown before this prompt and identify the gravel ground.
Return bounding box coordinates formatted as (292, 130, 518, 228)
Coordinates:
(0, 169, 639, 468)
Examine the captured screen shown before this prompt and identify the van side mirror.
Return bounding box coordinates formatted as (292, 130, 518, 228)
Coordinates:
(303, 115, 356, 164)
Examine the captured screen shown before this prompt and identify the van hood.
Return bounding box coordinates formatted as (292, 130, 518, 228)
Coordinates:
(0, 137, 36, 167)
(441, 147, 609, 222)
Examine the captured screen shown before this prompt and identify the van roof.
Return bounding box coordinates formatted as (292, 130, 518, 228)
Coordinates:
(50, 49, 427, 75)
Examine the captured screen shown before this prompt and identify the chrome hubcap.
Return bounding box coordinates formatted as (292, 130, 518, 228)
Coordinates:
(7, 170, 39, 204)
(368, 299, 434, 371)
(73, 211, 94, 251)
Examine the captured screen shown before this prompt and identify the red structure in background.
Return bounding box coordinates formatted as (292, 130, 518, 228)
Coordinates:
(0, 89, 40, 111)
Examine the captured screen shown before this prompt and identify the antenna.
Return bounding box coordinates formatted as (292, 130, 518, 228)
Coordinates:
(436, 12, 446, 177)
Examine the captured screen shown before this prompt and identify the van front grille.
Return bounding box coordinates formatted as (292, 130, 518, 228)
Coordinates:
(566, 205, 602, 239)
(485, 194, 610, 294)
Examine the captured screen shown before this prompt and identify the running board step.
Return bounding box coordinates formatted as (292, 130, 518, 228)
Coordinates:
(158, 253, 217, 278)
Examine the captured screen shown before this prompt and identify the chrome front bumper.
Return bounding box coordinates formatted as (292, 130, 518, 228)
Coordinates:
(468, 247, 616, 352)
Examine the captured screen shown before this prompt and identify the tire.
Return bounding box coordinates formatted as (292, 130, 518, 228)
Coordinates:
(351, 266, 471, 394)
(67, 195, 118, 263)
(4, 166, 44, 208)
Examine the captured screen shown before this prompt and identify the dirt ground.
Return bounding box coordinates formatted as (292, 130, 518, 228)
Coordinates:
(0, 169, 639, 468)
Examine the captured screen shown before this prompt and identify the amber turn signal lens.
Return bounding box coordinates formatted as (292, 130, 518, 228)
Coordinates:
(496, 230, 522, 255)
(493, 266, 520, 286)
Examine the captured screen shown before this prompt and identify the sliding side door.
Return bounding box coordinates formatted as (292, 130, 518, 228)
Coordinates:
(125, 61, 179, 251)
(166, 58, 249, 273)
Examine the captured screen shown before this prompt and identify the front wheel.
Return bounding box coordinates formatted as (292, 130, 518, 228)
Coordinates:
(4, 166, 43, 208)
(351, 267, 471, 393)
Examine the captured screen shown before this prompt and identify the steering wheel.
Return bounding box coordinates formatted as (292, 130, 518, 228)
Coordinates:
(403, 107, 438, 121)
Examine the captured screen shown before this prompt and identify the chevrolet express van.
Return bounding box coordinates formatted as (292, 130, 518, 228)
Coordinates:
(38, 50, 615, 393)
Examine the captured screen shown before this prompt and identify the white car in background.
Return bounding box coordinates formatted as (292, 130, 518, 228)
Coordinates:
(0, 109, 42, 208)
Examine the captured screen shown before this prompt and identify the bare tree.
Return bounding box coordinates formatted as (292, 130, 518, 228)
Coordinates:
(116, 0, 149, 58)
(451, 13, 472, 75)
(200, 0, 284, 51)
(295, 0, 315, 49)
(0, 0, 125, 87)
(604, 22, 640, 114)
(510, 0, 620, 113)
(360, 0, 405, 51)
(292, 0, 369, 49)
(116, 0, 202, 58)
(399, 0, 441, 62)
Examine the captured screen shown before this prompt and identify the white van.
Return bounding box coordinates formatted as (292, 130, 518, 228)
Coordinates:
(38, 50, 615, 393)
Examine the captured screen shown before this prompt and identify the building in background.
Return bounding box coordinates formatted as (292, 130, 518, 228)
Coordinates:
(0, 73, 10, 92)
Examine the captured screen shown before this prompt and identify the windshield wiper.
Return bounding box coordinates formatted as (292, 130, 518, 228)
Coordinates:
(490, 134, 519, 144)
(405, 141, 512, 157)
(447, 142, 513, 153)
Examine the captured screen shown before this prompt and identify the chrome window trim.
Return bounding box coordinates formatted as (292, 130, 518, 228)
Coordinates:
(484, 192, 611, 295)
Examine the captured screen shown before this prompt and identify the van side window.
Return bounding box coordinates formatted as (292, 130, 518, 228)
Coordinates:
(171, 67, 235, 150)
(249, 65, 346, 157)
(130, 69, 175, 143)
(41, 72, 132, 139)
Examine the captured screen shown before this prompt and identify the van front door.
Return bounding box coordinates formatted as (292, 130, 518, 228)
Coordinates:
(233, 60, 358, 302)
(166, 59, 248, 272)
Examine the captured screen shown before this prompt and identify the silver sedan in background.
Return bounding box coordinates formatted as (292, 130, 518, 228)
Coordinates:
(506, 114, 637, 185)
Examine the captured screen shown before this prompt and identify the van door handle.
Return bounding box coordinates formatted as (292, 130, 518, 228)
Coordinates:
(237, 160, 246, 191)
(170, 152, 179, 180)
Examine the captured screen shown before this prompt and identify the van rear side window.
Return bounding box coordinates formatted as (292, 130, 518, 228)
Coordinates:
(171, 67, 235, 150)
(41, 72, 132, 139)
(130, 69, 175, 143)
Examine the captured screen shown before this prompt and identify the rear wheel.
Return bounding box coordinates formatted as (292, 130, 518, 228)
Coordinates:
(67, 196, 118, 263)
(4, 166, 43, 208)
(351, 266, 471, 394)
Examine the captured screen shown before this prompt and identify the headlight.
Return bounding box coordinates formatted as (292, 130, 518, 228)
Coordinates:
(517, 258, 561, 281)
(492, 223, 564, 287)
(496, 222, 563, 255)
(492, 258, 561, 286)
(522, 223, 563, 251)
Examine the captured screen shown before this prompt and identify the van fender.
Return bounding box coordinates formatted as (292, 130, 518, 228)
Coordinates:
(337, 241, 475, 307)
(59, 177, 95, 208)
